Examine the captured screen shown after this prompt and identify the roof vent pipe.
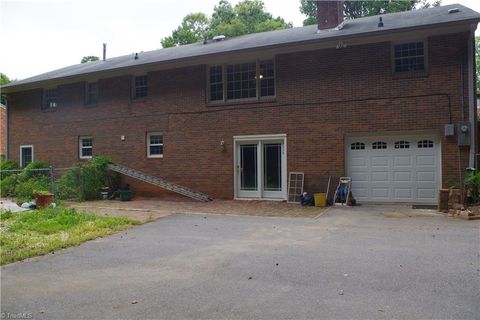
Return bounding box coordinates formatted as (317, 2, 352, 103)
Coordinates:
(378, 17, 384, 27)
(103, 43, 106, 61)
(448, 8, 460, 14)
(134, 53, 138, 60)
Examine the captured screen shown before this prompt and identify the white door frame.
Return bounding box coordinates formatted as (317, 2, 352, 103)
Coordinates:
(233, 134, 287, 200)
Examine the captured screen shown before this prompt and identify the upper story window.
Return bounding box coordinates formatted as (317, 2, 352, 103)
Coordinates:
(208, 59, 275, 102)
(85, 82, 98, 105)
(133, 75, 148, 99)
(147, 132, 163, 158)
(79, 136, 93, 159)
(393, 42, 425, 73)
(43, 88, 57, 110)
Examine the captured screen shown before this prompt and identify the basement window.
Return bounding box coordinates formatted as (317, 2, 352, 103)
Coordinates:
(20, 145, 34, 168)
(133, 75, 148, 99)
(147, 133, 163, 158)
(208, 59, 275, 102)
(43, 88, 57, 110)
(79, 136, 93, 159)
(393, 42, 425, 73)
(85, 82, 98, 105)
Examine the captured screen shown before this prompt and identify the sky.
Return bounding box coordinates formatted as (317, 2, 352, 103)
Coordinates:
(1, 0, 479, 81)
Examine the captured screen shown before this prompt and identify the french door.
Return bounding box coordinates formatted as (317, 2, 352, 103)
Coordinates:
(234, 135, 287, 200)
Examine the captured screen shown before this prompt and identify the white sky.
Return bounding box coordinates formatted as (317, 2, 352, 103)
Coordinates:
(1, 0, 479, 80)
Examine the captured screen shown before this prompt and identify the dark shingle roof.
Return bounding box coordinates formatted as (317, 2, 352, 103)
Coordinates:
(4, 3, 479, 90)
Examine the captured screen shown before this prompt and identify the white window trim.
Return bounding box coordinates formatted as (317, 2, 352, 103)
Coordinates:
(147, 132, 163, 158)
(20, 145, 34, 168)
(79, 136, 93, 159)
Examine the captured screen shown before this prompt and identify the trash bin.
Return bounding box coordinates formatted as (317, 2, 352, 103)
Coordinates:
(314, 193, 326, 207)
(120, 190, 132, 201)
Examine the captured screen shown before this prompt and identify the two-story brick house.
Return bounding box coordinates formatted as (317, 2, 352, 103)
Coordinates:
(2, 3, 479, 204)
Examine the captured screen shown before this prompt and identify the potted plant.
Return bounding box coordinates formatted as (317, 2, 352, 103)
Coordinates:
(33, 190, 53, 208)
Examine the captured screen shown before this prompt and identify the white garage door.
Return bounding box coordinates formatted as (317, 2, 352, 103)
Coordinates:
(345, 135, 441, 203)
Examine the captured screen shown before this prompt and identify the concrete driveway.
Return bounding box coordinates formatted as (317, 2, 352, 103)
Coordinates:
(1, 205, 479, 319)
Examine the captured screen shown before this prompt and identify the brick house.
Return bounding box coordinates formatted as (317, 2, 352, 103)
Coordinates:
(2, 3, 479, 204)
(0, 103, 5, 159)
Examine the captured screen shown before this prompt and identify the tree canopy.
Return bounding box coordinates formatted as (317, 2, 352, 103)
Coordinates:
(476, 37, 480, 94)
(161, 0, 292, 48)
(0, 72, 11, 105)
(300, 0, 441, 26)
(81, 56, 100, 63)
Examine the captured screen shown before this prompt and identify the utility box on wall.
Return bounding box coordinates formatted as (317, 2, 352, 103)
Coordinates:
(457, 122, 471, 146)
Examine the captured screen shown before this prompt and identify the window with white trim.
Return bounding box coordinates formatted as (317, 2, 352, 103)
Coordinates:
(393, 42, 425, 73)
(147, 133, 163, 158)
(79, 136, 93, 159)
(20, 145, 34, 168)
(208, 59, 275, 102)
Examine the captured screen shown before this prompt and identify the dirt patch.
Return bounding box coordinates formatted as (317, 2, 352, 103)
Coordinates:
(67, 198, 327, 222)
(383, 210, 441, 218)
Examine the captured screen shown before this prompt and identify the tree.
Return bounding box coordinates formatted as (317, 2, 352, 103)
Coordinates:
(1, 73, 12, 105)
(161, 13, 210, 48)
(81, 56, 100, 63)
(161, 0, 292, 48)
(300, 0, 442, 26)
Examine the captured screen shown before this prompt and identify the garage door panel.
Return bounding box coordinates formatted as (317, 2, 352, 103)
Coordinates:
(346, 135, 440, 204)
(416, 155, 435, 166)
(417, 171, 435, 182)
(371, 171, 389, 182)
(394, 188, 413, 199)
(350, 156, 367, 167)
(351, 172, 368, 182)
(394, 171, 412, 182)
(372, 188, 389, 199)
(393, 155, 412, 167)
(371, 156, 389, 167)
(417, 188, 436, 200)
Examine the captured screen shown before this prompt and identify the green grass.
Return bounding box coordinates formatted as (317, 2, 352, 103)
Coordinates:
(0, 207, 140, 265)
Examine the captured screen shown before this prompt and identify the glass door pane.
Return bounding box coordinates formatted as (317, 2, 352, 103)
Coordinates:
(263, 143, 282, 191)
(240, 144, 258, 191)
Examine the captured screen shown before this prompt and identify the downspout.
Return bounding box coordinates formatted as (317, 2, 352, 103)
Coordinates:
(468, 27, 476, 167)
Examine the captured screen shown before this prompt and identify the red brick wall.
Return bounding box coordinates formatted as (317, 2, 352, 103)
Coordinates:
(0, 105, 5, 158)
(7, 33, 472, 199)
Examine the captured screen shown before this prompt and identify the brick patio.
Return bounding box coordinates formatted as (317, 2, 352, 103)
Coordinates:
(67, 197, 327, 223)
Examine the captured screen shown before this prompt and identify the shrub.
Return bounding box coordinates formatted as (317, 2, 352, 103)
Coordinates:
(0, 160, 19, 179)
(15, 176, 51, 205)
(19, 161, 50, 180)
(56, 156, 120, 201)
(0, 175, 19, 197)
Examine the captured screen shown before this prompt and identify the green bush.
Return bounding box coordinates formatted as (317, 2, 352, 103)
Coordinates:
(19, 161, 50, 180)
(0, 175, 18, 197)
(0, 160, 19, 179)
(15, 176, 51, 205)
(56, 156, 120, 201)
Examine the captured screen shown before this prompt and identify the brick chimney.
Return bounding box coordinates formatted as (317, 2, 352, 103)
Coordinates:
(317, 1, 344, 30)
